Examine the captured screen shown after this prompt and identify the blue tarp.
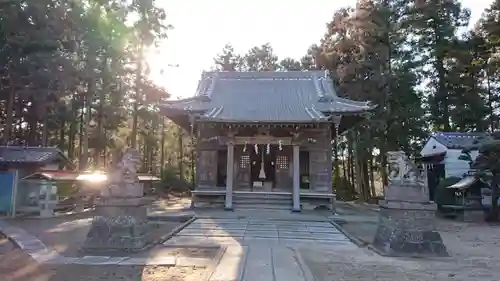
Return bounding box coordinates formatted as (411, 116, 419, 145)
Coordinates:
(0, 171, 16, 214)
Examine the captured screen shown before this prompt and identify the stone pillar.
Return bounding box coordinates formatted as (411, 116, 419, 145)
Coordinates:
(372, 151, 448, 257)
(225, 142, 234, 210)
(292, 144, 301, 212)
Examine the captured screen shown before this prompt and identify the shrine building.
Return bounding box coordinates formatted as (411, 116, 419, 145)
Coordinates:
(160, 70, 374, 211)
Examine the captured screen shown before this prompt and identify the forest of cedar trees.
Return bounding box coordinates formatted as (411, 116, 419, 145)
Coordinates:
(0, 0, 499, 200)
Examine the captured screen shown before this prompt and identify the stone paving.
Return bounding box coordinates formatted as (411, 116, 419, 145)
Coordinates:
(163, 218, 356, 281)
(164, 218, 353, 247)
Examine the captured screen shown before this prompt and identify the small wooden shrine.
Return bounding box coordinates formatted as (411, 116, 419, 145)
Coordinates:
(160, 71, 374, 211)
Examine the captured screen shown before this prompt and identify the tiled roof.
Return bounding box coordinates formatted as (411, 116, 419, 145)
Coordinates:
(0, 146, 71, 166)
(432, 132, 491, 149)
(161, 71, 374, 122)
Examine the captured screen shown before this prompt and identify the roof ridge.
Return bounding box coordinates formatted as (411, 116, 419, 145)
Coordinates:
(202, 70, 327, 79)
(433, 132, 486, 136)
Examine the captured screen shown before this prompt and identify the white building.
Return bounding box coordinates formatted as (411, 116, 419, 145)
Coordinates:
(419, 132, 489, 200)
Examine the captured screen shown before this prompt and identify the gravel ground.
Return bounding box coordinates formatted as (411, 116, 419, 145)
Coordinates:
(1, 234, 207, 281)
(7, 212, 95, 256)
(7, 212, 185, 257)
(48, 265, 206, 281)
(0, 234, 53, 281)
(302, 202, 500, 281)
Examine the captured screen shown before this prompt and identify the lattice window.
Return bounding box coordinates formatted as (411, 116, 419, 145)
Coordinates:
(276, 155, 289, 170)
(240, 155, 250, 168)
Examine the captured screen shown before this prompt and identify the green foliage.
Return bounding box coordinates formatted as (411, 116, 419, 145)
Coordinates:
(466, 139, 500, 221)
(469, 140, 500, 175)
(434, 177, 461, 207)
(56, 182, 76, 198)
(161, 166, 192, 192)
(333, 176, 358, 201)
(0, 0, 178, 175)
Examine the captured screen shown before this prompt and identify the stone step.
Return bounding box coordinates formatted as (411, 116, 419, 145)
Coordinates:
(233, 203, 292, 210)
(233, 193, 292, 200)
(233, 198, 293, 205)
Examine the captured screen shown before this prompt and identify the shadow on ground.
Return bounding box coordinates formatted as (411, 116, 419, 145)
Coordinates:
(1, 231, 208, 281)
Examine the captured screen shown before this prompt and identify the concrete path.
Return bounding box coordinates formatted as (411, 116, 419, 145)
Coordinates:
(164, 218, 357, 281)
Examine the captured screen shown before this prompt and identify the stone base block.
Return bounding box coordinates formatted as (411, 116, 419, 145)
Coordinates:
(82, 198, 155, 252)
(82, 217, 155, 252)
(372, 206, 448, 257)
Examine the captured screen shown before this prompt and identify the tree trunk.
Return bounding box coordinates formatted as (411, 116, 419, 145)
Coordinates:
(28, 99, 38, 146)
(353, 131, 364, 200)
(78, 94, 84, 163)
(3, 54, 20, 145)
(333, 130, 340, 183)
(79, 80, 93, 171)
(379, 140, 389, 188)
(431, 17, 450, 131)
(369, 150, 376, 196)
(160, 117, 165, 179)
(58, 118, 66, 150)
(95, 57, 108, 167)
(58, 117, 66, 169)
(178, 127, 184, 181)
(103, 127, 108, 167)
(340, 139, 347, 178)
(486, 69, 494, 131)
(486, 178, 499, 222)
(3, 84, 15, 145)
(347, 135, 355, 186)
(42, 110, 49, 146)
(361, 154, 371, 199)
(68, 96, 78, 161)
(130, 49, 143, 149)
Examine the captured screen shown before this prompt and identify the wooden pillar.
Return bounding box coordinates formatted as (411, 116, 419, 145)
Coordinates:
(225, 142, 234, 210)
(292, 144, 301, 212)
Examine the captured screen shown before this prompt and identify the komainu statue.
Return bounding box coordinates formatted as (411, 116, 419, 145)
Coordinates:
(103, 148, 143, 198)
(387, 151, 426, 186)
(372, 151, 448, 257)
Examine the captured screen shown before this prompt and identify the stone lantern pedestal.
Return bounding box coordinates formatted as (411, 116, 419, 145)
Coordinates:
(372, 151, 448, 257)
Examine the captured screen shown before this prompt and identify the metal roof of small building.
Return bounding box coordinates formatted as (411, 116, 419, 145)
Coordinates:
(0, 146, 72, 167)
(161, 71, 374, 122)
(432, 132, 491, 149)
(22, 170, 79, 181)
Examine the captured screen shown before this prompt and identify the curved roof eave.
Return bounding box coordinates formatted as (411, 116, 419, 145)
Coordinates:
(196, 117, 331, 124)
(317, 74, 375, 111)
(315, 101, 377, 114)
